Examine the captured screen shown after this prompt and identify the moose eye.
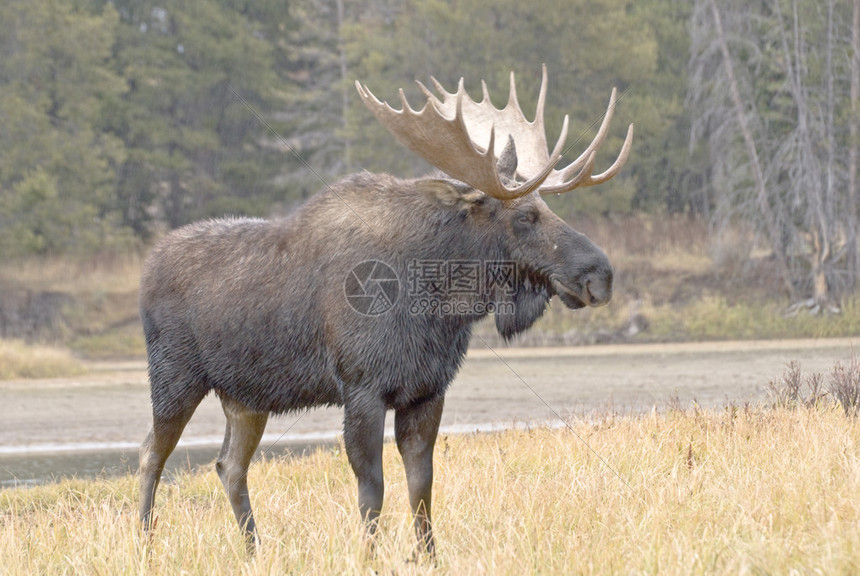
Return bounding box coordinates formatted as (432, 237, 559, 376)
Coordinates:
(516, 211, 537, 225)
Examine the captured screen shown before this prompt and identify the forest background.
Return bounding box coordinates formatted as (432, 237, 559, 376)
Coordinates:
(2, 0, 860, 361)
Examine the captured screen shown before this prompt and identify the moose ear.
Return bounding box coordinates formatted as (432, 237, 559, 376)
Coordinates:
(416, 179, 486, 210)
(497, 135, 519, 180)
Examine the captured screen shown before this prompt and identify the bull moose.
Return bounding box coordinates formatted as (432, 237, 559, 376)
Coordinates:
(138, 66, 632, 555)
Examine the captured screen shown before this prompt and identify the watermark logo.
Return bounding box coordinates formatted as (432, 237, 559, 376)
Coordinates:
(406, 260, 517, 296)
(407, 259, 518, 316)
(344, 259, 520, 317)
(344, 260, 400, 316)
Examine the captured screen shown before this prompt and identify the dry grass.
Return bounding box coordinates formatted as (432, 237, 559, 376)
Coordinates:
(644, 295, 860, 342)
(3, 406, 860, 574)
(0, 254, 145, 360)
(0, 339, 85, 380)
(0, 253, 142, 294)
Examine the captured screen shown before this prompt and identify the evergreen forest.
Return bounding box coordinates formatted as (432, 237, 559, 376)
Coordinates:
(1, 0, 858, 308)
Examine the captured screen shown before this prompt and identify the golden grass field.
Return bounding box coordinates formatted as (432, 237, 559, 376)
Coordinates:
(3, 404, 860, 575)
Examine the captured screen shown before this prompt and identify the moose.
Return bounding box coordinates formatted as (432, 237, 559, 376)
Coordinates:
(138, 66, 632, 555)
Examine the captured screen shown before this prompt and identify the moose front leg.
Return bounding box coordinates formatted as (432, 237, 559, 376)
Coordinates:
(342, 391, 387, 542)
(395, 395, 444, 559)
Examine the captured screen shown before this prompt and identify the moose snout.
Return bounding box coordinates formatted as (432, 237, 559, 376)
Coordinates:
(581, 246, 614, 306)
(551, 232, 614, 309)
(550, 263, 613, 310)
(583, 267, 613, 306)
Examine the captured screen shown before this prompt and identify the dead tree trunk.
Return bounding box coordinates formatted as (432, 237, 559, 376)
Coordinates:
(814, 0, 836, 307)
(707, 0, 796, 298)
(773, 0, 839, 313)
(850, 0, 860, 291)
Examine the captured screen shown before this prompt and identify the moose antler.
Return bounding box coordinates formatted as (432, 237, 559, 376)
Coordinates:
(355, 65, 634, 201)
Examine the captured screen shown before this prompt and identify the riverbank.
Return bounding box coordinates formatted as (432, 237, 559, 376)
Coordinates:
(2, 338, 857, 485)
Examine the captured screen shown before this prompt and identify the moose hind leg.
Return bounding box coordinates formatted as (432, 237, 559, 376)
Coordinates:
(216, 396, 268, 549)
(139, 402, 201, 532)
(394, 395, 444, 558)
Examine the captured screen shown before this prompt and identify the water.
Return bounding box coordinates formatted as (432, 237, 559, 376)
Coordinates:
(0, 439, 334, 489)
(0, 421, 531, 489)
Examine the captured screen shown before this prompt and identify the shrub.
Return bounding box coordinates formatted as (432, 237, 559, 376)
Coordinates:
(829, 355, 860, 417)
(765, 360, 826, 409)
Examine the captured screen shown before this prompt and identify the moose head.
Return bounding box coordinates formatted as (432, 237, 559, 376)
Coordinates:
(356, 65, 633, 336)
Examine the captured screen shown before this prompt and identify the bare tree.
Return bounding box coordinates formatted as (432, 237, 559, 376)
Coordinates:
(706, 0, 795, 297)
(690, 0, 855, 312)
